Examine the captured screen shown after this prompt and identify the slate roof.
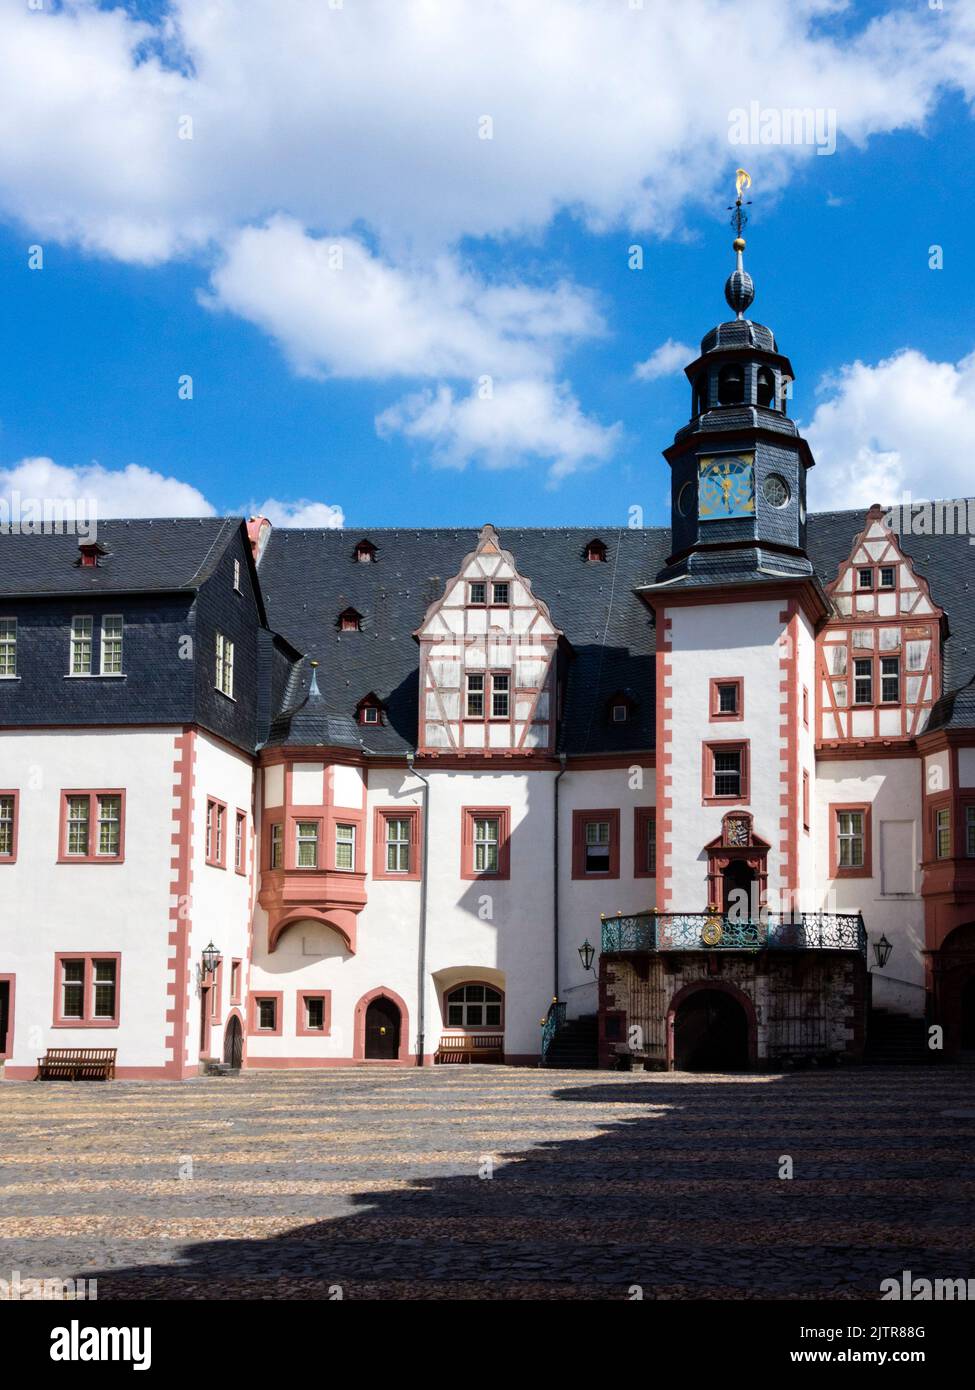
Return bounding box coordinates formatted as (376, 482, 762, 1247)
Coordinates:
(259, 508, 975, 753)
(0, 517, 243, 597)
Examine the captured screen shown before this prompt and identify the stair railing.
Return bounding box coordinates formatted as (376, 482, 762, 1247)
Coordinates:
(540, 998, 566, 1066)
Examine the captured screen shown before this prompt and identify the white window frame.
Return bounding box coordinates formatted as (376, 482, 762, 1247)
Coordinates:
(100, 614, 123, 675)
(0, 794, 15, 857)
(335, 823, 356, 871)
(0, 618, 16, 678)
(96, 794, 122, 858)
(584, 819, 611, 874)
(385, 817, 411, 874)
(215, 632, 235, 698)
(466, 672, 485, 718)
(837, 811, 865, 869)
(296, 820, 320, 869)
(491, 672, 510, 719)
(70, 616, 93, 676)
(473, 817, 500, 875)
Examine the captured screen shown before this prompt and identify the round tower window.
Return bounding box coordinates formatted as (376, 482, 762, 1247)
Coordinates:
(763, 474, 790, 508)
(677, 481, 694, 517)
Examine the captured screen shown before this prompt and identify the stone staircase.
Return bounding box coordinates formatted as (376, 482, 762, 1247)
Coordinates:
(543, 1013, 599, 1069)
(865, 1007, 934, 1065)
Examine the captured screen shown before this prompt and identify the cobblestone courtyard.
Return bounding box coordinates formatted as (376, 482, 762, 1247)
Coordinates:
(2, 1065, 973, 1300)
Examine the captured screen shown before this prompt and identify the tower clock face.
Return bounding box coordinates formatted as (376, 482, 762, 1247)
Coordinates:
(698, 453, 755, 520)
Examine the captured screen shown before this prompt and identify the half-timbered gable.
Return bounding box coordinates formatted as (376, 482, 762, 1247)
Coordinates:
(414, 524, 563, 754)
(818, 505, 945, 743)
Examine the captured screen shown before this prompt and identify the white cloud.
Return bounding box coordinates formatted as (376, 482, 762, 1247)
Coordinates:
(0, 456, 215, 520)
(255, 497, 345, 528)
(633, 338, 694, 382)
(0, 455, 344, 527)
(376, 378, 621, 481)
(1, 2, 972, 262)
(205, 219, 603, 381)
(805, 348, 975, 509)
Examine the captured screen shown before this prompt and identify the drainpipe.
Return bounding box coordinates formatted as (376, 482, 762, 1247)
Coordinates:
(407, 751, 430, 1066)
(553, 753, 568, 1001)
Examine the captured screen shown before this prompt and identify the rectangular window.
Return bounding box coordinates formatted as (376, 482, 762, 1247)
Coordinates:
(802, 685, 809, 727)
(66, 795, 89, 854)
(100, 615, 123, 674)
(936, 807, 951, 860)
(0, 618, 16, 677)
(55, 954, 120, 1026)
(857, 568, 874, 589)
(70, 616, 93, 675)
(0, 793, 15, 858)
(305, 997, 325, 1030)
(879, 566, 896, 588)
(61, 960, 85, 1019)
(230, 959, 242, 1004)
(468, 581, 486, 606)
(803, 771, 810, 831)
(713, 749, 741, 797)
(491, 672, 510, 718)
(257, 998, 277, 1030)
(385, 817, 411, 874)
(296, 820, 320, 868)
(92, 959, 117, 1019)
(473, 816, 500, 874)
(466, 672, 484, 718)
(880, 656, 900, 703)
(206, 799, 227, 867)
(710, 677, 743, 720)
(97, 794, 122, 857)
(584, 819, 611, 874)
(234, 811, 246, 873)
(837, 810, 865, 868)
(215, 632, 234, 697)
(269, 822, 283, 869)
(717, 683, 738, 714)
(492, 581, 509, 605)
(853, 658, 873, 705)
(967, 806, 975, 859)
(335, 823, 355, 870)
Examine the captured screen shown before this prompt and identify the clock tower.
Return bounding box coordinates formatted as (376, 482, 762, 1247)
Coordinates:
(658, 180, 815, 587)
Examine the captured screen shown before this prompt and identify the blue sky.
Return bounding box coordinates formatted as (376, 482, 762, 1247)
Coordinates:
(0, 0, 972, 530)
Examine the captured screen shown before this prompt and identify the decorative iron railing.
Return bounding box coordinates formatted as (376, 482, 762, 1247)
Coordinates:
(540, 998, 566, 1063)
(600, 911, 866, 957)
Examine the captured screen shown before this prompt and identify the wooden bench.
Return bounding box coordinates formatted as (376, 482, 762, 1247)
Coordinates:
(436, 1033, 504, 1064)
(37, 1048, 117, 1081)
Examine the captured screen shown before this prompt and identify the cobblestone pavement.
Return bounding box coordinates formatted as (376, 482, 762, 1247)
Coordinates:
(1, 1065, 973, 1300)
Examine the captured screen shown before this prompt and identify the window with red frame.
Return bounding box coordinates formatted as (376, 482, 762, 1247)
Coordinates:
(802, 770, 810, 832)
(461, 808, 511, 879)
(60, 791, 124, 861)
(634, 807, 656, 877)
(205, 799, 227, 867)
(229, 959, 242, 1004)
(572, 810, 620, 879)
(55, 954, 119, 1026)
(703, 743, 749, 803)
(0, 792, 17, 860)
(234, 811, 247, 873)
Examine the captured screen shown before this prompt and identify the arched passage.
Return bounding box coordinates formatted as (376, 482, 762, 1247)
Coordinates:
(353, 986, 411, 1063)
(223, 1011, 244, 1069)
(934, 922, 975, 1057)
(667, 980, 757, 1072)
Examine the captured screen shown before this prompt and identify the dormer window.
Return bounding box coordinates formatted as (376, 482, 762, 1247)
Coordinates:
(338, 608, 363, 632)
(354, 539, 377, 563)
(585, 538, 607, 563)
(76, 541, 108, 569)
(356, 694, 384, 726)
(607, 691, 637, 724)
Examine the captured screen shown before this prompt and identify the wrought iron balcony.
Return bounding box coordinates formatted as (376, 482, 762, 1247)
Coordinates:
(600, 910, 867, 957)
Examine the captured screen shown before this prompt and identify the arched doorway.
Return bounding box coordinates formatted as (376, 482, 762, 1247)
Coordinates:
(669, 983, 754, 1071)
(223, 1014, 243, 1069)
(365, 996, 401, 1059)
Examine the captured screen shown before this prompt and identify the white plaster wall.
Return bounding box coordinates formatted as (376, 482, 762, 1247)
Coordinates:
(665, 600, 788, 907)
(796, 610, 818, 903)
(0, 728, 179, 1070)
(815, 757, 925, 1015)
(188, 732, 255, 1066)
(248, 763, 655, 1060)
